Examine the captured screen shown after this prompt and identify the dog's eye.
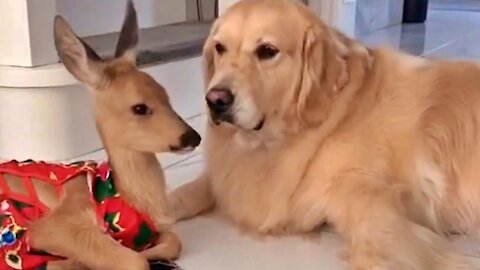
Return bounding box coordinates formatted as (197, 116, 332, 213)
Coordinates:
(256, 44, 279, 60)
(131, 104, 152, 116)
(215, 42, 227, 55)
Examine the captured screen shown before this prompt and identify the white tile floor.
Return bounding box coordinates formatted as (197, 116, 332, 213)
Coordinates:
(71, 9, 480, 270)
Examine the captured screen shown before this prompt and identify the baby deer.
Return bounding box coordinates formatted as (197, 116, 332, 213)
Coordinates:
(0, 1, 200, 270)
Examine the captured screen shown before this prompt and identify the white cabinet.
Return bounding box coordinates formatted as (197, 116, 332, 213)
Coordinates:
(0, 0, 57, 67)
(356, 0, 405, 36)
(307, 0, 357, 37)
(0, 0, 193, 67)
(218, 0, 239, 14)
(56, 0, 187, 37)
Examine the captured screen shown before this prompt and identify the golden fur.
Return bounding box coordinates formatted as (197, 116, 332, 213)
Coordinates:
(0, 2, 201, 269)
(170, 0, 480, 268)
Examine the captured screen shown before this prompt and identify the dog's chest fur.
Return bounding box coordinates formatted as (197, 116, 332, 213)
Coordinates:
(204, 127, 332, 234)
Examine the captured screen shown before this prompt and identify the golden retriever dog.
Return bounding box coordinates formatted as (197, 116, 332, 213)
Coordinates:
(169, 0, 480, 269)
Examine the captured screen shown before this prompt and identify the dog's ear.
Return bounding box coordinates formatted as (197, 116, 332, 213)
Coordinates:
(114, 0, 139, 64)
(202, 20, 220, 89)
(54, 16, 105, 89)
(296, 27, 349, 126)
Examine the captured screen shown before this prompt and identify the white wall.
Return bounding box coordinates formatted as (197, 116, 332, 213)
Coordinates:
(0, 0, 189, 67)
(355, 0, 404, 36)
(0, 0, 31, 66)
(337, 0, 357, 37)
(218, 0, 239, 14)
(56, 0, 187, 37)
(0, 0, 57, 67)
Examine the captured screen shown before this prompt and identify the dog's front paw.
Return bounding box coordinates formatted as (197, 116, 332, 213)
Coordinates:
(167, 191, 191, 222)
(349, 251, 391, 270)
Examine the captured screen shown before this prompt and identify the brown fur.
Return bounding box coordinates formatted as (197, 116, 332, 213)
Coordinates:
(169, 0, 480, 269)
(0, 2, 201, 270)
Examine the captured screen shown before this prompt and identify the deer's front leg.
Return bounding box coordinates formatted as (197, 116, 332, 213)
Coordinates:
(140, 230, 182, 261)
(168, 173, 214, 221)
(46, 259, 87, 270)
(30, 178, 149, 270)
(30, 209, 149, 270)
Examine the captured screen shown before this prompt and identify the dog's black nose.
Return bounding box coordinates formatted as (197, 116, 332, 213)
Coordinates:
(180, 128, 201, 148)
(206, 88, 234, 115)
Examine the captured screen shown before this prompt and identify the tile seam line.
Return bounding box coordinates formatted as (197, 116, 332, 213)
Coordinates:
(422, 36, 465, 56)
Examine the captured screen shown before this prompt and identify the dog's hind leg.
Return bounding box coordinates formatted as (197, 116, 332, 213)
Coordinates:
(325, 171, 470, 270)
(168, 173, 214, 221)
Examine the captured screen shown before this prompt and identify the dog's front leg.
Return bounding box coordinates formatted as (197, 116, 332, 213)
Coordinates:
(326, 171, 470, 270)
(168, 173, 214, 221)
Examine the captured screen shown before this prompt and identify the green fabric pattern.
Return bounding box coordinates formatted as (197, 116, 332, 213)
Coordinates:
(10, 199, 32, 209)
(35, 264, 48, 270)
(93, 175, 118, 202)
(104, 212, 122, 233)
(133, 222, 155, 251)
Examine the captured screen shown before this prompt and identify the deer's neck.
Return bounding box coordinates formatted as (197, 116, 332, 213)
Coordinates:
(103, 144, 169, 221)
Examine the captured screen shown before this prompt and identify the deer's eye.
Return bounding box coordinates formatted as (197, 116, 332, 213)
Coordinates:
(131, 104, 152, 116)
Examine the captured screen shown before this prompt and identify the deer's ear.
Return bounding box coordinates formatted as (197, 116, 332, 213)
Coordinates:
(54, 16, 105, 89)
(114, 0, 139, 64)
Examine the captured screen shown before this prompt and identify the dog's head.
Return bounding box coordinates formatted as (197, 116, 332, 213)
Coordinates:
(203, 0, 370, 136)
